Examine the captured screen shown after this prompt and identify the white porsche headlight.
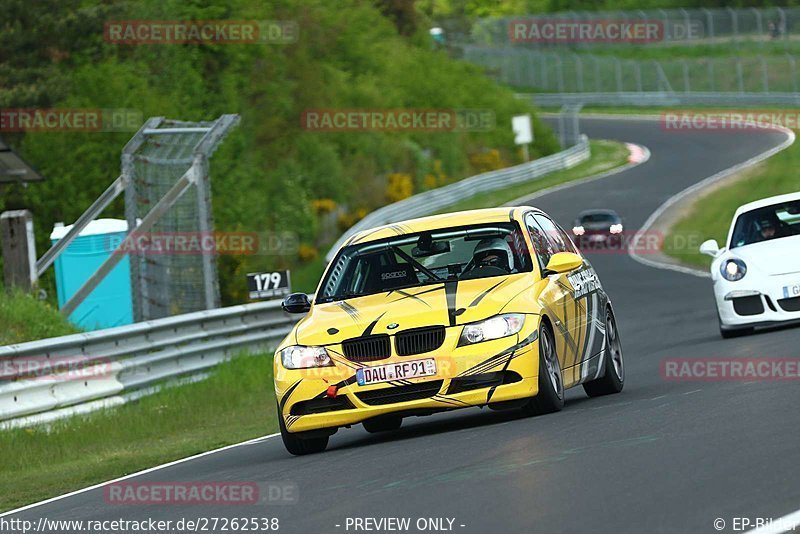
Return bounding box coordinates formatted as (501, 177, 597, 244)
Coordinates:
(280, 345, 333, 369)
(459, 314, 525, 346)
(720, 258, 747, 282)
(609, 223, 624, 234)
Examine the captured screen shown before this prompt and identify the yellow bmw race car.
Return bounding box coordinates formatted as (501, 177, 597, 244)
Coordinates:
(274, 207, 624, 455)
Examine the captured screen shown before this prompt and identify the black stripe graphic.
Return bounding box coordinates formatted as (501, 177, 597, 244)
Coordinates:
(279, 380, 303, 413)
(362, 312, 386, 337)
(393, 289, 433, 307)
(389, 285, 444, 303)
(337, 301, 361, 322)
(445, 280, 459, 327)
(486, 347, 515, 403)
(468, 279, 506, 307)
(458, 330, 539, 378)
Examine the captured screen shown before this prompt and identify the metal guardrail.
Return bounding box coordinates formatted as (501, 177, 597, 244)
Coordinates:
(0, 137, 590, 429)
(325, 135, 590, 262)
(0, 299, 296, 428)
(522, 92, 800, 108)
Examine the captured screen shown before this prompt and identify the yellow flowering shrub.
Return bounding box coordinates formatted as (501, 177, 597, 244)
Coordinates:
(385, 173, 414, 203)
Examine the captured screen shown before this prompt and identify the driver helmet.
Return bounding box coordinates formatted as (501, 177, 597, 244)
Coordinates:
(757, 216, 778, 238)
(473, 238, 514, 272)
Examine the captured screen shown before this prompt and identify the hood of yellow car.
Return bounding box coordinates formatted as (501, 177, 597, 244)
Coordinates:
(292, 273, 534, 346)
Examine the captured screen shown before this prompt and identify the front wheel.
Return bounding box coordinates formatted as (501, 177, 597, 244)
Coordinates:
(278, 407, 329, 455)
(522, 322, 564, 415)
(583, 307, 624, 397)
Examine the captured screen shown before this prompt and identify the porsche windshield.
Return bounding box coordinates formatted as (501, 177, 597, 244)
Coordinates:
(317, 222, 533, 303)
(730, 199, 800, 248)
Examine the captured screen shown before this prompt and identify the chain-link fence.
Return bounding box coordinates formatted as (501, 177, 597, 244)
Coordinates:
(463, 46, 800, 94)
(447, 7, 800, 102)
(122, 116, 239, 321)
(460, 7, 800, 49)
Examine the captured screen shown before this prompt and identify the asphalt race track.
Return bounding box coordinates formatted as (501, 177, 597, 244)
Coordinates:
(7, 118, 800, 534)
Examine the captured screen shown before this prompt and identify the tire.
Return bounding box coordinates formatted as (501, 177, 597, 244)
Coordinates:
(583, 307, 624, 397)
(522, 322, 564, 415)
(278, 407, 328, 455)
(363, 416, 402, 433)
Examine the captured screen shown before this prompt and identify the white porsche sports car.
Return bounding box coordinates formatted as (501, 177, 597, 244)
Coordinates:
(700, 192, 800, 338)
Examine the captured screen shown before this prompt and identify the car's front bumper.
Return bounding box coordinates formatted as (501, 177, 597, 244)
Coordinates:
(274, 328, 540, 433)
(714, 272, 800, 328)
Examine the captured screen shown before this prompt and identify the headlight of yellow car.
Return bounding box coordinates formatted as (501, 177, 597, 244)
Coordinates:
(281, 345, 333, 369)
(458, 314, 525, 346)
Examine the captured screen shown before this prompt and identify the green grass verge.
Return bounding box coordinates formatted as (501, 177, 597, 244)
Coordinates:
(0, 352, 277, 512)
(663, 131, 800, 269)
(0, 288, 79, 345)
(435, 140, 630, 214)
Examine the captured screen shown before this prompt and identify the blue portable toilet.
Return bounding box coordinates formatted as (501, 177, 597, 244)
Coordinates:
(50, 219, 133, 330)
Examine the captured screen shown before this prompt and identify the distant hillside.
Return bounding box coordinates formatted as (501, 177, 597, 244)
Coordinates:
(0, 0, 558, 303)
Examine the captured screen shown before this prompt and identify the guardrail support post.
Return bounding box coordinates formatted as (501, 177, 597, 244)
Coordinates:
(0, 210, 37, 292)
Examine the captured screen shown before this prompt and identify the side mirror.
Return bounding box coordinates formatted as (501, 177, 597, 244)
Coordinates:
(281, 293, 311, 314)
(699, 239, 721, 257)
(543, 252, 583, 275)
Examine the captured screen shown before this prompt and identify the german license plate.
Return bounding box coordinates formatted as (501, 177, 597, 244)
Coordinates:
(783, 283, 800, 299)
(356, 359, 437, 386)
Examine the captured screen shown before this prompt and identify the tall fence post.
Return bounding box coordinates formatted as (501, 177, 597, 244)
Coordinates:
(593, 55, 601, 92)
(708, 59, 715, 92)
(728, 7, 739, 45)
(682, 60, 691, 92)
(634, 61, 642, 93)
(555, 54, 565, 92)
(752, 8, 763, 45)
(0, 210, 37, 292)
(788, 54, 798, 93)
(703, 8, 714, 41)
(736, 59, 745, 93)
(541, 53, 548, 90)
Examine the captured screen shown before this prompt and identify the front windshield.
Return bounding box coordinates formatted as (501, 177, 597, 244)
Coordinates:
(579, 212, 617, 224)
(730, 199, 800, 248)
(317, 222, 532, 303)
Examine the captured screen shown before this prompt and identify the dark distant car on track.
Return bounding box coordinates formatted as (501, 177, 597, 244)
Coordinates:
(571, 209, 624, 249)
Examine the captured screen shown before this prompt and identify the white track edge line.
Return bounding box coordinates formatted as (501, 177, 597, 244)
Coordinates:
(628, 126, 796, 278)
(0, 432, 281, 517)
(745, 508, 800, 534)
